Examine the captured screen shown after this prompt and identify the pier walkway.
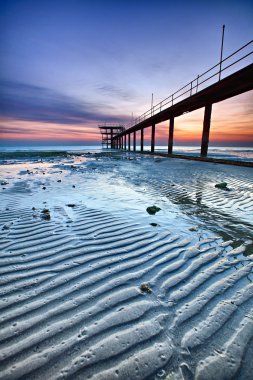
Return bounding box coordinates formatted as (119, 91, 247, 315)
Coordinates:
(109, 40, 253, 157)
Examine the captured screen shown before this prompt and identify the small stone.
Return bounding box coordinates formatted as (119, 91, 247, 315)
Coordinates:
(215, 182, 230, 191)
(140, 283, 152, 294)
(72, 185, 75, 188)
(42, 186, 46, 190)
(2, 225, 9, 230)
(189, 226, 198, 231)
(41, 213, 51, 221)
(67, 204, 76, 208)
(1, 181, 8, 186)
(32, 207, 36, 210)
(41, 209, 50, 220)
(150, 223, 159, 227)
(42, 209, 50, 214)
(146, 206, 161, 215)
(57, 180, 61, 182)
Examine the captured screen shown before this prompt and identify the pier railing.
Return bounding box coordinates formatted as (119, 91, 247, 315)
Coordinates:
(124, 40, 253, 129)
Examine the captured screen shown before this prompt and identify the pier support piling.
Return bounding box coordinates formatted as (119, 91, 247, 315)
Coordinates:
(151, 124, 155, 153)
(168, 117, 174, 154)
(201, 103, 212, 157)
(133, 132, 136, 151)
(128, 134, 131, 151)
(140, 129, 144, 152)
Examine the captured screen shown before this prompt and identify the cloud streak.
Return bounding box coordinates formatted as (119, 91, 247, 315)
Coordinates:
(0, 79, 130, 125)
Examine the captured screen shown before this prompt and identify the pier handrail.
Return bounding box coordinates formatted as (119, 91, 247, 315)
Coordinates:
(123, 40, 253, 129)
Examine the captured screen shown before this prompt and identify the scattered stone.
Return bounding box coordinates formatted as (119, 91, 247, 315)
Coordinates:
(43, 172, 45, 175)
(6, 208, 9, 211)
(32, 207, 36, 210)
(41, 209, 50, 214)
(41, 209, 51, 220)
(189, 226, 198, 231)
(57, 180, 61, 182)
(146, 206, 161, 215)
(2, 225, 9, 230)
(215, 182, 230, 191)
(150, 223, 159, 227)
(140, 283, 152, 294)
(42, 186, 46, 190)
(1, 181, 8, 186)
(72, 185, 76, 188)
(67, 204, 76, 208)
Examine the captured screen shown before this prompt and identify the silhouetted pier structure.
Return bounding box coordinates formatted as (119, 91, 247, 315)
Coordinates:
(98, 124, 124, 148)
(105, 40, 253, 158)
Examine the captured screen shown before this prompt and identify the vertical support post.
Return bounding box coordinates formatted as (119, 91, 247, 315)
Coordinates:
(110, 129, 113, 148)
(124, 135, 126, 150)
(168, 117, 174, 154)
(133, 132, 136, 151)
(128, 134, 130, 151)
(201, 103, 212, 157)
(151, 124, 155, 153)
(140, 129, 144, 152)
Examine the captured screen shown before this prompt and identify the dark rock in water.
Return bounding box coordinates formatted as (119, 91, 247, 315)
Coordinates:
(140, 283, 152, 294)
(42, 186, 46, 190)
(146, 206, 161, 215)
(41, 209, 50, 220)
(150, 223, 159, 227)
(215, 182, 230, 191)
(67, 204, 76, 208)
(1, 181, 8, 186)
(72, 185, 76, 188)
(32, 207, 36, 210)
(41, 213, 50, 220)
(189, 226, 198, 231)
(2, 225, 9, 230)
(57, 180, 61, 182)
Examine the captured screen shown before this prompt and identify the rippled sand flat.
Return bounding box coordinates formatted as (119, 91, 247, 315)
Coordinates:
(0, 152, 253, 380)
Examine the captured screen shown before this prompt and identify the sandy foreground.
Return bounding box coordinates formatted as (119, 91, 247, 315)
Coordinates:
(0, 151, 253, 380)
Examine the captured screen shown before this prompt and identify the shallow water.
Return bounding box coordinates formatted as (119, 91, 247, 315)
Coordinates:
(0, 152, 253, 379)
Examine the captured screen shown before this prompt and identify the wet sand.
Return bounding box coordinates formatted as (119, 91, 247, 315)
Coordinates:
(0, 151, 253, 380)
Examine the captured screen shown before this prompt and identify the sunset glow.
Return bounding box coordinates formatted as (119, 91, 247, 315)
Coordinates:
(0, 0, 252, 147)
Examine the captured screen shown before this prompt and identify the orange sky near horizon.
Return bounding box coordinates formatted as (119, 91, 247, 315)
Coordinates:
(1, 91, 252, 146)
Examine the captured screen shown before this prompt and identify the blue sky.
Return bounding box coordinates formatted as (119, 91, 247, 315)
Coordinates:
(0, 0, 252, 145)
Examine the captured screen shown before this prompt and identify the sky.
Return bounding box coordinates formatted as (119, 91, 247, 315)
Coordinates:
(0, 0, 252, 147)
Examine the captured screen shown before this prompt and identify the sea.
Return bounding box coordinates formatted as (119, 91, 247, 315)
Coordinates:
(0, 145, 253, 163)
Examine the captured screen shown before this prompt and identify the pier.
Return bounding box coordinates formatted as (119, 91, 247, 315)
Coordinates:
(100, 40, 253, 158)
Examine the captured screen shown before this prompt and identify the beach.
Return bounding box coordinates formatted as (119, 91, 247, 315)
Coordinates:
(0, 150, 253, 380)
